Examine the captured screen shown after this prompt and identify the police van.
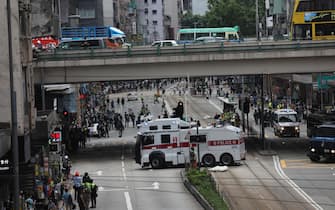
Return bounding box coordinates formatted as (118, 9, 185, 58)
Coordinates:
(307, 123, 335, 162)
(135, 118, 245, 169)
(273, 109, 300, 137)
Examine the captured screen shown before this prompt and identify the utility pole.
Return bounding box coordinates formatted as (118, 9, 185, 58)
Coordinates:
(7, 0, 20, 209)
(256, 0, 260, 41)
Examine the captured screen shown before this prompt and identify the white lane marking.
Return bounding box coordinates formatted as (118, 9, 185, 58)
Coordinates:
(208, 99, 222, 112)
(121, 155, 127, 180)
(273, 156, 323, 210)
(98, 186, 128, 192)
(122, 167, 127, 181)
(136, 182, 160, 190)
(152, 182, 160, 190)
(96, 170, 103, 176)
(165, 100, 173, 114)
(124, 192, 133, 210)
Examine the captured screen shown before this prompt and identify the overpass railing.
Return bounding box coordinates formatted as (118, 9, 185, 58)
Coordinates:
(35, 40, 335, 61)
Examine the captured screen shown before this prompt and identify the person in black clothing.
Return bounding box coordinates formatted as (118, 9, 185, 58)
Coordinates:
(130, 112, 136, 127)
(82, 172, 91, 183)
(111, 99, 114, 109)
(89, 179, 98, 208)
(121, 97, 125, 106)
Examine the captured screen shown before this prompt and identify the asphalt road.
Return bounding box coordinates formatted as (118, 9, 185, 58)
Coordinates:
(70, 86, 335, 210)
(166, 87, 335, 210)
(70, 91, 203, 210)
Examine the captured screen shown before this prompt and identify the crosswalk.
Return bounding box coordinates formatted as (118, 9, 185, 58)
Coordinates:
(280, 159, 335, 169)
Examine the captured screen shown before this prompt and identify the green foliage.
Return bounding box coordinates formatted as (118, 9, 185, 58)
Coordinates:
(187, 169, 229, 210)
(181, 0, 265, 36)
(180, 12, 207, 28)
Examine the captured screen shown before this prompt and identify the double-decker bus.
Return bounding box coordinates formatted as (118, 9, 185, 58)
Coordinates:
(177, 26, 241, 44)
(291, 0, 335, 40)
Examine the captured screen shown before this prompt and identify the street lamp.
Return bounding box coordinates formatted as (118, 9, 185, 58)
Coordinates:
(256, 0, 260, 41)
(193, 22, 198, 40)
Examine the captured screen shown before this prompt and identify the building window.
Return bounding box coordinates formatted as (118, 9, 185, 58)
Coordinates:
(153, 20, 158, 25)
(146, 19, 149, 25)
(152, 10, 157, 15)
(144, 8, 148, 14)
(79, 8, 96, 19)
(144, 0, 148, 3)
(152, 0, 157, 4)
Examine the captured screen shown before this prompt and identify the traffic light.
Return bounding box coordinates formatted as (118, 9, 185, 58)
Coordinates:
(63, 110, 68, 117)
(177, 101, 184, 119)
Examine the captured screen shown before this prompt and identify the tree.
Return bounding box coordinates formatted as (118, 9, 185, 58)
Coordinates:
(180, 12, 207, 28)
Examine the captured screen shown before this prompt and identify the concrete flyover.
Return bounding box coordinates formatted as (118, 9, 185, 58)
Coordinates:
(33, 40, 335, 84)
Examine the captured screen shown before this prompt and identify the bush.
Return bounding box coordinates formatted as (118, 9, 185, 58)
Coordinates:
(186, 169, 228, 210)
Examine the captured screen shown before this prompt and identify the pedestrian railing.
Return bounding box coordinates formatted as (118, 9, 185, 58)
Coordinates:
(34, 40, 335, 62)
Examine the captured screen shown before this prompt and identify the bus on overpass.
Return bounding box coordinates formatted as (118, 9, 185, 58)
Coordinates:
(291, 0, 335, 41)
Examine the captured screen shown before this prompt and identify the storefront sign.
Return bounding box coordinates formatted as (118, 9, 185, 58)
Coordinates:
(0, 159, 10, 171)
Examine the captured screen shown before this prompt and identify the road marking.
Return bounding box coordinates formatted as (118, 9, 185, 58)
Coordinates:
(121, 154, 127, 180)
(95, 170, 103, 176)
(152, 182, 160, 190)
(124, 192, 133, 210)
(280, 160, 287, 168)
(98, 186, 128, 192)
(282, 159, 335, 169)
(136, 182, 160, 190)
(208, 99, 222, 112)
(273, 156, 323, 210)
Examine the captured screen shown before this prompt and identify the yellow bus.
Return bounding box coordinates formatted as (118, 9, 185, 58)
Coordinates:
(291, 0, 335, 40)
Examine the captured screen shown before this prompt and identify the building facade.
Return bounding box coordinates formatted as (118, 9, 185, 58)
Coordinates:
(164, 0, 182, 40)
(136, 0, 165, 43)
(31, 0, 61, 37)
(0, 0, 35, 207)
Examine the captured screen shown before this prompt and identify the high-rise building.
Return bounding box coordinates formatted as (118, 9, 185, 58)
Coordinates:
(164, 0, 183, 40)
(136, 0, 165, 44)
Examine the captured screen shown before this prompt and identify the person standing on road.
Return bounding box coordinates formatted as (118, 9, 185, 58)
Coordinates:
(89, 179, 98, 208)
(82, 172, 91, 183)
(62, 188, 73, 210)
(111, 99, 114, 109)
(129, 112, 135, 128)
(73, 171, 82, 201)
(121, 97, 125, 107)
(124, 112, 130, 128)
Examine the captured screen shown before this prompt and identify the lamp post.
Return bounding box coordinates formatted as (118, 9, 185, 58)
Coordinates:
(7, 0, 20, 208)
(256, 0, 260, 41)
(193, 22, 198, 40)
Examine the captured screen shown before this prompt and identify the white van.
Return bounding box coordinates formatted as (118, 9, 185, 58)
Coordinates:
(273, 109, 300, 137)
(151, 40, 179, 47)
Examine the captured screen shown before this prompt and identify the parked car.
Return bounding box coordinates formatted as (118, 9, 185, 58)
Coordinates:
(127, 92, 138, 101)
(194, 36, 225, 44)
(151, 40, 179, 47)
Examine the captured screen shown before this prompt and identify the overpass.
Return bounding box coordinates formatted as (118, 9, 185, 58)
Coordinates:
(33, 41, 335, 84)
